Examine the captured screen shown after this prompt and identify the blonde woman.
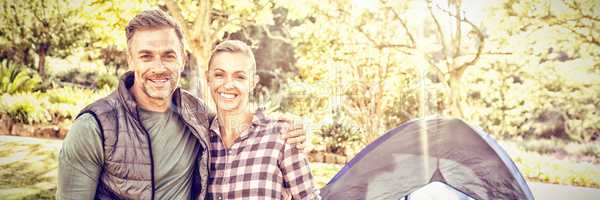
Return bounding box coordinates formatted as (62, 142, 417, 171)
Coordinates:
(205, 40, 320, 200)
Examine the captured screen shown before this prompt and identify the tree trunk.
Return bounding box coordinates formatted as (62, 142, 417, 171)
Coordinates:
(448, 73, 464, 118)
(22, 48, 31, 68)
(191, 43, 214, 110)
(37, 44, 49, 78)
(164, 0, 213, 109)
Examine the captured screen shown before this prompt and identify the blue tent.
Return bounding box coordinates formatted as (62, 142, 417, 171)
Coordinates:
(320, 118, 534, 200)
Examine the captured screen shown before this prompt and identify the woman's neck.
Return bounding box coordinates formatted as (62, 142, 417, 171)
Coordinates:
(217, 109, 252, 147)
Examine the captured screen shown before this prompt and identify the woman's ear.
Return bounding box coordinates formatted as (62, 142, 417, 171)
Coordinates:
(253, 74, 260, 89)
(205, 70, 211, 83)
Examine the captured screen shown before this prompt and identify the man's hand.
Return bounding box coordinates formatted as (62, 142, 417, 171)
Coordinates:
(282, 121, 307, 150)
(277, 114, 311, 152)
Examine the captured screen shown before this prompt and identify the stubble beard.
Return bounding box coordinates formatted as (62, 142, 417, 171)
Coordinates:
(141, 74, 179, 100)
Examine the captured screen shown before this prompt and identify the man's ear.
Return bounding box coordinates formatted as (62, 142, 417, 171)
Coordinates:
(126, 50, 134, 71)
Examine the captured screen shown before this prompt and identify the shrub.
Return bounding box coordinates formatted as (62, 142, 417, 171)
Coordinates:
(0, 60, 41, 94)
(504, 138, 600, 160)
(0, 86, 112, 125)
(0, 93, 50, 124)
(55, 68, 119, 90)
(520, 139, 565, 155)
(502, 142, 600, 188)
(316, 112, 363, 156)
(44, 86, 113, 121)
(277, 80, 330, 122)
(97, 73, 118, 89)
(565, 142, 600, 158)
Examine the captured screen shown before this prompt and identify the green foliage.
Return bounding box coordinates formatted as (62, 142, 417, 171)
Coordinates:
(0, 60, 41, 94)
(55, 69, 119, 89)
(310, 163, 343, 188)
(464, 57, 600, 142)
(565, 142, 600, 159)
(506, 138, 600, 161)
(0, 0, 93, 76)
(0, 86, 112, 124)
(277, 79, 330, 121)
(0, 93, 50, 124)
(456, 0, 600, 142)
(316, 112, 363, 155)
(78, 0, 156, 49)
(287, 0, 423, 146)
(0, 137, 59, 200)
(43, 86, 113, 122)
(97, 73, 119, 89)
(55, 69, 98, 87)
(500, 140, 600, 188)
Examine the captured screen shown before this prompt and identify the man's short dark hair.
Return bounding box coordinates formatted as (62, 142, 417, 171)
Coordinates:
(125, 9, 184, 48)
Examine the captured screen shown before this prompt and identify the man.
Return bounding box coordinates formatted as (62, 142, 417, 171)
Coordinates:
(57, 10, 306, 200)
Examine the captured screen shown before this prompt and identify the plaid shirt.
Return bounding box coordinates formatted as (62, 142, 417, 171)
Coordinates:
(207, 110, 320, 200)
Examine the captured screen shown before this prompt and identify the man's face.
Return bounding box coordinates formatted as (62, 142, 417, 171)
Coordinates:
(128, 28, 183, 100)
(207, 52, 258, 112)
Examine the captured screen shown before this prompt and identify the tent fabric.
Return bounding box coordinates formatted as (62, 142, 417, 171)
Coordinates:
(320, 117, 534, 200)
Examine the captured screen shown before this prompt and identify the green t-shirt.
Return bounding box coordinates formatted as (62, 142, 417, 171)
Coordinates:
(57, 108, 200, 200)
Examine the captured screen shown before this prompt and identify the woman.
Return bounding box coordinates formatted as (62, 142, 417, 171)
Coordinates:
(205, 40, 320, 200)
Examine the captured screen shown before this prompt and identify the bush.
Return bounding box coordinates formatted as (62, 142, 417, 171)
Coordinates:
(504, 138, 600, 161)
(501, 141, 600, 188)
(277, 80, 330, 121)
(97, 73, 118, 89)
(44, 86, 113, 122)
(565, 142, 600, 159)
(0, 93, 50, 124)
(315, 112, 363, 156)
(0, 86, 113, 125)
(0, 60, 41, 94)
(520, 139, 565, 155)
(55, 69, 119, 90)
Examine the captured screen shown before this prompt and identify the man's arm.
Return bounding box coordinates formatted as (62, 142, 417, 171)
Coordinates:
(279, 136, 321, 200)
(57, 113, 104, 200)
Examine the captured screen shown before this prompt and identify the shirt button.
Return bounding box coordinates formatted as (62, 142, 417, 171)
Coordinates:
(228, 150, 233, 155)
(217, 196, 223, 200)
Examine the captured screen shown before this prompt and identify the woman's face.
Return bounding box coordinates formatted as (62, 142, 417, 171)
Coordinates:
(207, 52, 258, 113)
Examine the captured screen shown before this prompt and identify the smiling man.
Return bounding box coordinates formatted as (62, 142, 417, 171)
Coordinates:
(57, 10, 307, 200)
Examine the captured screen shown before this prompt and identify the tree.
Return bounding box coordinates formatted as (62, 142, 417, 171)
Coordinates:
(282, 0, 423, 143)
(484, 0, 599, 141)
(163, 0, 295, 105)
(79, 0, 155, 76)
(0, 0, 91, 78)
(420, 0, 485, 118)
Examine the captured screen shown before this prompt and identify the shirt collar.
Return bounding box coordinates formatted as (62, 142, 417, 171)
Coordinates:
(209, 108, 267, 140)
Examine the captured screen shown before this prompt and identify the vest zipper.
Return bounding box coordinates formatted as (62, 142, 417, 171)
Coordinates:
(136, 111, 156, 200)
(182, 120, 210, 196)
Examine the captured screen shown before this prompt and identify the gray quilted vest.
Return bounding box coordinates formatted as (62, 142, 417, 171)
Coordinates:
(77, 71, 211, 200)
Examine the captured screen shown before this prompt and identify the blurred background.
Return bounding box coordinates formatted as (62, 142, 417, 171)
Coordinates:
(0, 0, 598, 199)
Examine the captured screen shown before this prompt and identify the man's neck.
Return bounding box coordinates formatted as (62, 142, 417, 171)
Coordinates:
(130, 84, 171, 112)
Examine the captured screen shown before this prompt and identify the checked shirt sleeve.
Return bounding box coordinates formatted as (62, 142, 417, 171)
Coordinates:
(278, 123, 321, 200)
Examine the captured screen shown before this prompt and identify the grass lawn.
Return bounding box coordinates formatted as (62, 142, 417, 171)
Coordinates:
(0, 135, 598, 199)
(0, 136, 60, 200)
